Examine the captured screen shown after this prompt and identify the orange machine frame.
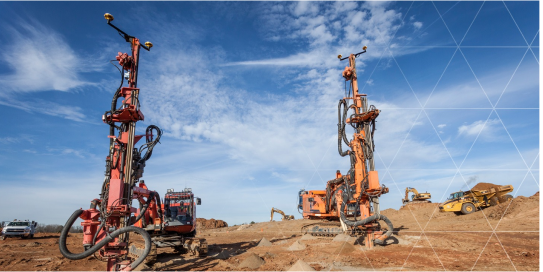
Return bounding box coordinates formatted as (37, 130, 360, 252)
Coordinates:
(301, 48, 393, 249)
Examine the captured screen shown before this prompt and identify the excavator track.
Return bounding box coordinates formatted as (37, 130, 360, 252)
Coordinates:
(301, 222, 344, 237)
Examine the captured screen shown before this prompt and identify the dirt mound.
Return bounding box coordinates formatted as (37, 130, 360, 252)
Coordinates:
(471, 182, 501, 191)
(287, 240, 306, 251)
(239, 253, 265, 269)
(533, 192, 539, 197)
(484, 193, 539, 219)
(196, 218, 228, 229)
(257, 237, 272, 247)
(400, 202, 438, 211)
(288, 260, 315, 271)
(333, 242, 357, 254)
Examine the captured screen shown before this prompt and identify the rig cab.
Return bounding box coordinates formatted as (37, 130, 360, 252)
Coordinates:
(163, 188, 201, 236)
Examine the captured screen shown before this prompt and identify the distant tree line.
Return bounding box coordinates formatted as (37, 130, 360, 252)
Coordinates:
(34, 223, 83, 233)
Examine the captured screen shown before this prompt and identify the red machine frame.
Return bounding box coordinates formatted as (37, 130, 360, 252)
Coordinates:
(59, 14, 161, 271)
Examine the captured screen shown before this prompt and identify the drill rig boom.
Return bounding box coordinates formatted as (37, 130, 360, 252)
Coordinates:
(59, 14, 163, 271)
(300, 47, 394, 249)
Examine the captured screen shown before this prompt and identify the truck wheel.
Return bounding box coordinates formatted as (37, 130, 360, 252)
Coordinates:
(499, 194, 513, 203)
(489, 197, 499, 206)
(461, 203, 476, 215)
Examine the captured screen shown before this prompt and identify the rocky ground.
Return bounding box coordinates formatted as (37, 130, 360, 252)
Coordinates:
(0, 192, 538, 271)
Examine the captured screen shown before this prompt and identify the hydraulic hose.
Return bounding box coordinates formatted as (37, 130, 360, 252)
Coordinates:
(59, 209, 151, 270)
(132, 192, 155, 226)
(339, 195, 394, 245)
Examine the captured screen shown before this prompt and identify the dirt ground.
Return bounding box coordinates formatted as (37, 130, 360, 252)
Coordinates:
(0, 193, 538, 271)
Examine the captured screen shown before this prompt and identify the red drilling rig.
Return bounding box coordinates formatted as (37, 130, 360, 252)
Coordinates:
(299, 47, 394, 249)
(59, 13, 164, 271)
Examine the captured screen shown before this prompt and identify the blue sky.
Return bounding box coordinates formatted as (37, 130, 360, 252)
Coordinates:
(0, 1, 538, 226)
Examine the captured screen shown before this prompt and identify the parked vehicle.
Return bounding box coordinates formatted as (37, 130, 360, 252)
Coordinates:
(1, 219, 37, 240)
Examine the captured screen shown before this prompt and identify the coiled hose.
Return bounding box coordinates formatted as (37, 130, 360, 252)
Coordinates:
(90, 192, 155, 247)
(339, 194, 394, 245)
(59, 209, 151, 271)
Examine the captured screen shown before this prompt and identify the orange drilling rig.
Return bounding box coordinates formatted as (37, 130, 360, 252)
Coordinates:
(58, 14, 205, 271)
(299, 46, 394, 249)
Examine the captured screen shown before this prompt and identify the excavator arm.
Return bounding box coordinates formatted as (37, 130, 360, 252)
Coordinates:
(271, 208, 293, 221)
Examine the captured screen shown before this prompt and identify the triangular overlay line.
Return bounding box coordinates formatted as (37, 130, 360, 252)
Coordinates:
(494, 48, 530, 107)
(494, 110, 540, 186)
(459, 1, 486, 45)
(502, 1, 537, 62)
(360, 1, 414, 94)
(431, 1, 495, 108)
(429, 0, 532, 234)
(493, 153, 539, 230)
(528, 30, 539, 64)
(471, 232, 518, 271)
(431, 3, 536, 271)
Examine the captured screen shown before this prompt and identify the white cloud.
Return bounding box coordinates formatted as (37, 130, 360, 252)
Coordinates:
(0, 20, 105, 122)
(292, 1, 319, 17)
(0, 93, 87, 122)
(413, 21, 423, 29)
(0, 21, 98, 93)
(437, 124, 447, 129)
(225, 2, 422, 68)
(365, 0, 393, 7)
(458, 119, 501, 141)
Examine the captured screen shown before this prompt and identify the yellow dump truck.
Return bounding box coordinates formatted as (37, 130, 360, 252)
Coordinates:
(439, 185, 514, 215)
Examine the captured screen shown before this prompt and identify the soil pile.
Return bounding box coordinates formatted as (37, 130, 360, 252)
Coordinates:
(238, 253, 265, 269)
(287, 240, 306, 251)
(257, 237, 272, 247)
(399, 202, 439, 211)
(484, 193, 539, 219)
(195, 218, 228, 229)
(288, 260, 315, 271)
(471, 182, 501, 191)
(333, 242, 357, 254)
(300, 234, 316, 240)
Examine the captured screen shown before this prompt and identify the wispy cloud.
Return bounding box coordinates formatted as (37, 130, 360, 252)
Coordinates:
(224, 2, 422, 68)
(458, 119, 501, 141)
(0, 20, 99, 93)
(0, 20, 105, 122)
(0, 93, 87, 122)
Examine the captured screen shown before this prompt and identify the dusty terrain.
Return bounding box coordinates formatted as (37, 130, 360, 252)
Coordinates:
(0, 193, 538, 271)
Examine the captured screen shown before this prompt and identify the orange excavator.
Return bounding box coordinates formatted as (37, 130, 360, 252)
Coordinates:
(299, 46, 393, 249)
